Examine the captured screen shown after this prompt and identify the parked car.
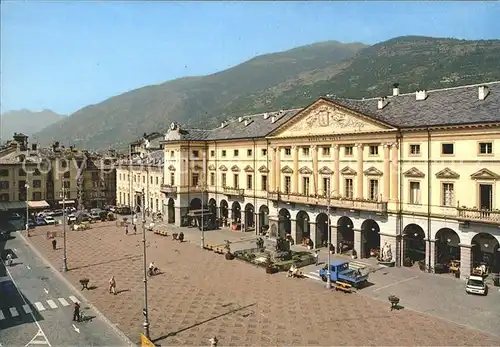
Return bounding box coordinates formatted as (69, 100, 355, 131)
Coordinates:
(67, 214, 77, 223)
(465, 275, 487, 296)
(36, 217, 47, 226)
(52, 209, 64, 217)
(43, 210, 54, 217)
(319, 261, 369, 288)
(27, 220, 37, 229)
(8, 213, 22, 220)
(44, 216, 57, 225)
(90, 211, 101, 221)
(1, 229, 10, 240)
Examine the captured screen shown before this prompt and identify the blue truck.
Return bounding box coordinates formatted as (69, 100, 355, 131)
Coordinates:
(319, 261, 369, 288)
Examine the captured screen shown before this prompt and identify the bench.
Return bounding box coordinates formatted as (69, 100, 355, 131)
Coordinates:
(214, 247, 224, 254)
(334, 281, 352, 293)
(204, 244, 214, 251)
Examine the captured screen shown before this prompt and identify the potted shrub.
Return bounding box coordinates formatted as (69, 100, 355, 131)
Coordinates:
(265, 253, 277, 274)
(403, 257, 413, 267)
(224, 241, 235, 260)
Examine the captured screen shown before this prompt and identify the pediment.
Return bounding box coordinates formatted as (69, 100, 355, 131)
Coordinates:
(270, 99, 393, 138)
(403, 167, 425, 178)
(208, 164, 216, 171)
(281, 165, 293, 174)
(219, 165, 228, 172)
(340, 166, 357, 176)
(244, 165, 254, 172)
(168, 165, 176, 171)
(258, 165, 269, 173)
(435, 168, 460, 179)
(299, 166, 313, 175)
(319, 166, 334, 175)
(193, 165, 203, 171)
(470, 168, 500, 180)
(231, 165, 240, 172)
(364, 166, 383, 176)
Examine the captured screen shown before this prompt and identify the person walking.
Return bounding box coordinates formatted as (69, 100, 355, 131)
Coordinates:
(108, 276, 116, 295)
(125, 224, 129, 235)
(52, 239, 57, 250)
(73, 302, 80, 322)
(314, 250, 319, 266)
(133, 224, 137, 234)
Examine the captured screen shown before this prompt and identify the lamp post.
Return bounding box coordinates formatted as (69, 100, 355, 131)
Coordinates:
(198, 151, 207, 249)
(61, 187, 68, 272)
(25, 183, 30, 236)
(326, 189, 336, 289)
(140, 188, 150, 338)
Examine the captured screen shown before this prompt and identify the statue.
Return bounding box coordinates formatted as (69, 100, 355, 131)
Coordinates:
(386, 244, 393, 262)
(380, 242, 393, 262)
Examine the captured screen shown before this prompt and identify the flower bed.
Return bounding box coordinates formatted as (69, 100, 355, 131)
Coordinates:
(234, 248, 315, 272)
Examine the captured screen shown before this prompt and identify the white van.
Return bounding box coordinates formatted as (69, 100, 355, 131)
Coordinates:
(465, 275, 487, 296)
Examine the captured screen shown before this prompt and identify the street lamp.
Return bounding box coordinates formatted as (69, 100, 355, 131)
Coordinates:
(325, 189, 336, 289)
(61, 188, 68, 272)
(140, 188, 150, 338)
(25, 183, 30, 236)
(197, 152, 207, 249)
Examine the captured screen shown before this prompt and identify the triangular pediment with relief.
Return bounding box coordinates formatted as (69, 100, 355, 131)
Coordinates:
(435, 168, 460, 179)
(299, 166, 313, 174)
(281, 165, 293, 174)
(269, 99, 394, 138)
(231, 165, 240, 172)
(168, 165, 176, 171)
(219, 165, 228, 172)
(193, 165, 203, 171)
(364, 166, 383, 176)
(471, 168, 500, 180)
(244, 165, 254, 172)
(208, 164, 216, 171)
(319, 166, 334, 175)
(341, 166, 357, 176)
(403, 167, 425, 178)
(258, 165, 269, 173)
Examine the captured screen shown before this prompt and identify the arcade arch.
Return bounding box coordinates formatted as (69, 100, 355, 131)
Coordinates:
(316, 213, 329, 248)
(361, 219, 380, 258)
(337, 216, 354, 254)
(471, 233, 500, 273)
(231, 201, 241, 222)
(245, 203, 255, 230)
(258, 205, 269, 233)
(189, 198, 202, 211)
(295, 211, 310, 245)
(278, 208, 291, 238)
(167, 198, 175, 224)
(403, 224, 426, 264)
(435, 228, 461, 264)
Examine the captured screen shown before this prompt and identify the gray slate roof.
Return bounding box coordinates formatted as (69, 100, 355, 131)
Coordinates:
(325, 81, 500, 128)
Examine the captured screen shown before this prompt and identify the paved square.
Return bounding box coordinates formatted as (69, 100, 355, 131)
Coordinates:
(24, 223, 500, 346)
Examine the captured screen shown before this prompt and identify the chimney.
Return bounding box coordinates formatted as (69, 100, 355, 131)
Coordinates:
(31, 143, 37, 151)
(478, 85, 490, 100)
(377, 97, 389, 110)
(271, 116, 277, 123)
(415, 90, 428, 101)
(220, 121, 226, 128)
(238, 116, 244, 122)
(263, 113, 270, 119)
(244, 119, 253, 127)
(392, 83, 400, 96)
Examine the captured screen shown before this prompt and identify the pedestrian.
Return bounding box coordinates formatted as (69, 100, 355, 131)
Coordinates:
(73, 302, 80, 322)
(134, 224, 137, 234)
(52, 239, 57, 250)
(6, 253, 13, 266)
(125, 224, 128, 235)
(314, 250, 319, 266)
(109, 276, 116, 295)
(209, 336, 218, 347)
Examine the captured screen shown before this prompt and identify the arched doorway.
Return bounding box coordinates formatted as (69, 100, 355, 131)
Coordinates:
(403, 224, 426, 264)
(231, 201, 241, 222)
(244, 203, 255, 230)
(435, 228, 461, 265)
(316, 213, 329, 248)
(208, 198, 217, 217)
(220, 200, 229, 220)
(189, 198, 202, 211)
(471, 233, 500, 273)
(295, 211, 310, 245)
(361, 219, 380, 258)
(278, 208, 291, 238)
(337, 216, 354, 254)
(258, 205, 269, 234)
(167, 198, 175, 224)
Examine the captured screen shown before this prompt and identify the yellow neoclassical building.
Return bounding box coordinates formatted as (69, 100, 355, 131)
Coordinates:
(160, 81, 500, 279)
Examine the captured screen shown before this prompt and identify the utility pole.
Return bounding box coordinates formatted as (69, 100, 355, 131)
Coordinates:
(62, 187, 68, 272)
(25, 182, 30, 237)
(200, 151, 206, 249)
(326, 194, 331, 289)
(141, 188, 150, 338)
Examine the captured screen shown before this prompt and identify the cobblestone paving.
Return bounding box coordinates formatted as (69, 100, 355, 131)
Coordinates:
(25, 223, 500, 346)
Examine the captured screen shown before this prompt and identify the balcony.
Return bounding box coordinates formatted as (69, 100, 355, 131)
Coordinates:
(223, 186, 244, 197)
(160, 185, 178, 195)
(268, 191, 388, 213)
(457, 207, 500, 225)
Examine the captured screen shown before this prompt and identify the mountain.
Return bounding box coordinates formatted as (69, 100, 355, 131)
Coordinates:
(1, 109, 66, 142)
(33, 36, 500, 150)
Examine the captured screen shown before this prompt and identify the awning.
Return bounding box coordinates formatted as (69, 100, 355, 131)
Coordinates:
(58, 200, 76, 205)
(28, 200, 50, 209)
(0, 201, 27, 211)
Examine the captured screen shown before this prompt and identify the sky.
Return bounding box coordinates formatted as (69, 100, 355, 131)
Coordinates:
(1, 1, 499, 115)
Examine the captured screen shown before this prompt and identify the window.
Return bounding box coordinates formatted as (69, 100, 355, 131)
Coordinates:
(0, 181, 9, 189)
(442, 183, 454, 206)
(479, 142, 493, 155)
(192, 173, 199, 187)
(0, 193, 9, 201)
(33, 180, 41, 188)
(210, 150, 215, 157)
(442, 143, 454, 155)
(150, 176, 153, 184)
(261, 149, 267, 156)
(345, 178, 353, 199)
(410, 144, 421, 155)
(247, 149, 252, 156)
(345, 146, 353, 156)
(143, 176, 145, 183)
(284, 147, 292, 156)
(247, 175, 253, 189)
(156, 177, 158, 185)
(261, 175, 268, 191)
(32, 192, 42, 200)
(284, 176, 291, 194)
(151, 198, 153, 210)
(369, 180, 379, 201)
(302, 147, 310, 156)
(323, 177, 331, 196)
(170, 173, 175, 186)
(233, 174, 239, 189)
(18, 193, 26, 201)
(156, 199, 159, 212)
(61, 161, 67, 168)
(210, 173, 215, 186)
(234, 149, 239, 157)
(192, 150, 199, 158)
(222, 150, 227, 157)
(63, 181, 70, 189)
(18, 168, 26, 176)
(170, 151, 174, 157)
(0, 169, 8, 176)
(369, 145, 379, 156)
(409, 182, 420, 204)
(18, 180, 26, 189)
(134, 175, 137, 183)
(302, 177, 310, 196)
(221, 173, 227, 187)
(322, 147, 330, 156)
(33, 169, 41, 176)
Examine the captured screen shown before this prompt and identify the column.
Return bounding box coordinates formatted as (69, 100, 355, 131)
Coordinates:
(312, 145, 318, 192)
(175, 206, 182, 227)
(270, 147, 276, 192)
(429, 239, 436, 270)
(242, 210, 247, 232)
(309, 222, 317, 249)
(459, 244, 472, 279)
(290, 219, 297, 245)
(331, 225, 338, 254)
(292, 146, 299, 194)
(383, 144, 391, 201)
(254, 212, 260, 235)
(333, 145, 340, 195)
(356, 144, 364, 199)
(354, 229, 362, 259)
(391, 143, 399, 202)
(275, 147, 281, 192)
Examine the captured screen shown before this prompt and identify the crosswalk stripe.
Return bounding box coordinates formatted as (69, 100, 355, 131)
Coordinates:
(69, 296, 79, 303)
(34, 302, 46, 311)
(10, 307, 19, 317)
(58, 298, 70, 306)
(0, 310, 5, 320)
(23, 305, 32, 314)
(46, 300, 58, 309)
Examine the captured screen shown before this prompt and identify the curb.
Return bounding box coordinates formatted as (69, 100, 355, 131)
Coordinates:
(18, 231, 137, 346)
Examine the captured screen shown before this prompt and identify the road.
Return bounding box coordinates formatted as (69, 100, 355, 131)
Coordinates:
(0, 232, 131, 347)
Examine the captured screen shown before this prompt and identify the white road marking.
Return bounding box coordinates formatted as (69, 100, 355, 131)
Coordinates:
(69, 296, 79, 303)
(34, 302, 46, 311)
(373, 276, 419, 292)
(46, 300, 58, 309)
(23, 304, 32, 314)
(26, 328, 51, 346)
(58, 298, 70, 306)
(43, 288, 49, 294)
(72, 324, 80, 334)
(10, 307, 19, 317)
(26, 265, 31, 270)
(0, 310, 5, 320)
(13, 248, 17, 252)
